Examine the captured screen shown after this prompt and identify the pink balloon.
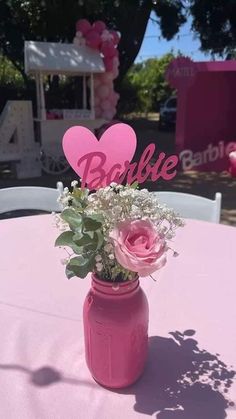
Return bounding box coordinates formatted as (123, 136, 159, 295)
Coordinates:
(93, 21, 106, 34)
(93, 77, 102, 88)
(76, 19, 91, 35)
(110, 30, 120, 45)
(100, 99, 111, 111)
(73, 37, 81, 47)
(86, 30, 101, 49)
(104, 57, 114, 72)
(109, 91, 119, 105)
(113, 49, 119, 58)
(112, 67, 119, 80)
(95, 106, 103, 118)
(94, 96, 100, 107)
(103, 108, 116, 120)
(106, 92, 113, 103)
(113, 57, 119, 67)
(96, 84, 110, 99)
(100, 41, 116, 58)
(100, 72, 113, 83)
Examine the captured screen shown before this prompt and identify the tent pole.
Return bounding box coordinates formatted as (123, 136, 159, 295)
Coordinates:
(83, 75, 87, 109)
(39, 73, 46, 120)
(90, 73, 95, 119)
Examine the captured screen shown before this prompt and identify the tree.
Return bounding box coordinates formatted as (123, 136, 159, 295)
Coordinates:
(1, 0, 236, 88)
(189, 0, 236, 56)
(0, 0, 186, 86)
(119, 53, 176, 114)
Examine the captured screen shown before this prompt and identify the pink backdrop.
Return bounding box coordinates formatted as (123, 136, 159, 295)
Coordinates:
(166, 58, 236, 171)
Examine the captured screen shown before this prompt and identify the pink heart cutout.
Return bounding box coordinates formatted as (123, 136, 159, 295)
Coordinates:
(62, 123, 137, 188)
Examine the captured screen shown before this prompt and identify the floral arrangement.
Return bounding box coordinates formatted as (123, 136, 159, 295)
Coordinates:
(55, 182, 184, 282)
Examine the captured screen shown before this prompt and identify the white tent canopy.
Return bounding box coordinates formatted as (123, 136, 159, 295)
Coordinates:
(24, 41, 105, 75)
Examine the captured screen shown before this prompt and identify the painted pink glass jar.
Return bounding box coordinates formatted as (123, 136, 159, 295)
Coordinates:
(83, 274, 149, 388)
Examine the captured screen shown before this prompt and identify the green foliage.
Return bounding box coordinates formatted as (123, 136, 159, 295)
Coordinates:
(0, 56, 24, 87)
(119, 53, 176, 114)
(66, 256, 94, 279)
(55, 192, 104, 279)
(55, 231, 74, 247)
(60, 208, 82, 231)
(0, 0, 186, 86)
(130, 181, 139, 189)
(83, 216, 103, 232)
(1, 0, 236, 89)
(189, 0, 236, 56)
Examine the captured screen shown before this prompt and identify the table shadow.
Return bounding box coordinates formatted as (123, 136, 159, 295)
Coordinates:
(0, 330, 235, 419)
(0, 363, 93, 387)
(114, 330, 235, 419)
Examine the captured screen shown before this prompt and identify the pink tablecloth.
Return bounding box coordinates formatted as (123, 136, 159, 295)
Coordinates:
(0, 214, 235, 419)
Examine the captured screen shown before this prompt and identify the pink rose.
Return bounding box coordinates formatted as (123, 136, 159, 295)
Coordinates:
(109, 219, 167, 277)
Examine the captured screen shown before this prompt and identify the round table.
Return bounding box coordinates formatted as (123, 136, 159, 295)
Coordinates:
(0, 214, 235, 419)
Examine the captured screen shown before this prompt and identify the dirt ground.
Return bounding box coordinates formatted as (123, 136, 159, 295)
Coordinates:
(1, 115, 236, 226)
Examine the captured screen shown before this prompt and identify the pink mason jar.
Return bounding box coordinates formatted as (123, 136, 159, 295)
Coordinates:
(83, 274, 149, 388)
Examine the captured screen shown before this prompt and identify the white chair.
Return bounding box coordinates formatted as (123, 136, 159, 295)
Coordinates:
(153, 191, 222, 223)
(0, 182, 64, 215)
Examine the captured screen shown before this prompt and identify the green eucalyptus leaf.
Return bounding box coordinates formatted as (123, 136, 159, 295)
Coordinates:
(55, 231, 74, 247)
(94, 231, 104, 250)
(70, 243, 83, 255)
(66, 256, 93, 279)
(83, 216, 102, 232)
(72, 231, 83, 242)
(70, 198, 83, 210)
(81, 230, 104, 252)
(73, 233, 94, 247)
(84, 242, 97, 252)
(65, 265, 76, 279)
(55, 232, 82, 254)
(61, 208, 82, 231)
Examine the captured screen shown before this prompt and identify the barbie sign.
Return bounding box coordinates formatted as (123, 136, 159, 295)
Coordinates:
(62, 123, 178, 189)
(179, 141, 236, 170)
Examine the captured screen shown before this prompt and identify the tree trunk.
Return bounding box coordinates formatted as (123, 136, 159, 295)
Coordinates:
(115, 0, 152, 88)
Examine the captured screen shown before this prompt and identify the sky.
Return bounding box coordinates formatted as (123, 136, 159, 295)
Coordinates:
(135, 12, 219, 63)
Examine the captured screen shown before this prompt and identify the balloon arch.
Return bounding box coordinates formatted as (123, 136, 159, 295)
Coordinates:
(73, 19, 120, 121)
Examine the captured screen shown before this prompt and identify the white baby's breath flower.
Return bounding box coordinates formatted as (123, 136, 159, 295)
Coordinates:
(71, 180, 78, 187)
(59, 225, 67, 231)
(96, 262, 103, 272)
(59, 196, 71, 207)
(95, 254, 102, 262)
(113, 205, 122, 216)
(108, 254, 115, 260)
(104, 243, 113, 253)
(61, 258, 69, 265)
